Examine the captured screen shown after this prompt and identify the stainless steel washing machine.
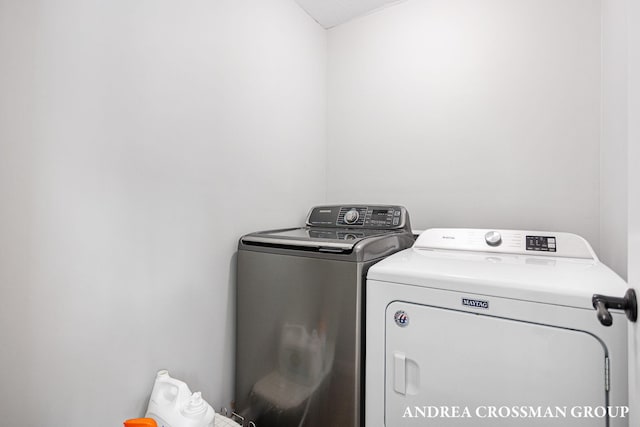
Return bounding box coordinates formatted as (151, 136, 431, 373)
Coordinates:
(235, 205, 414, 427)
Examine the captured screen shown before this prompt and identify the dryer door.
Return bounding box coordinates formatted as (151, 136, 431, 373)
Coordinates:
(385, 301, 608, 426)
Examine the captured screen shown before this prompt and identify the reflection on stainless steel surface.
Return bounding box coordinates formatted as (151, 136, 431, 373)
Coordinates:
(236, 251, 362, 427)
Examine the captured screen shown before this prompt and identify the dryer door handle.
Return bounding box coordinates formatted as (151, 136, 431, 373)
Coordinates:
(393, 352, 406, 395)
(592, 289, 637, 326)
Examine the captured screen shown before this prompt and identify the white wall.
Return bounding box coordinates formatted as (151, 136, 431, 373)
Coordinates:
(600, 0, 628, 278)
(0, 1, 326, 426)
(601, 0, 639, 419)
(626, 0, 640, 420)
(327, 0, 602, 250)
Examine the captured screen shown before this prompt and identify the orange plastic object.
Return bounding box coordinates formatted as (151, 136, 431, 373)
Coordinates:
(124, 419, 157, 427)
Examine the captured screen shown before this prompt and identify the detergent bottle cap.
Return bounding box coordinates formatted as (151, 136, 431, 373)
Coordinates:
(124, 418, 157, 427)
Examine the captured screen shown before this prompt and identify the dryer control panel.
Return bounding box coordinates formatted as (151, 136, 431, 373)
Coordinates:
(414, 228, 597, 260)
(306, 205, 410, 230)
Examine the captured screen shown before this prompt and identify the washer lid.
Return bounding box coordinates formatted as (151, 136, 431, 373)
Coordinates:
(368, 229, 626, 310)
(241, 227, 397, 252)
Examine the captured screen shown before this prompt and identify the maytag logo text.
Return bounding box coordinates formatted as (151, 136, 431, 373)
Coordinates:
(462, 298, 489, 309)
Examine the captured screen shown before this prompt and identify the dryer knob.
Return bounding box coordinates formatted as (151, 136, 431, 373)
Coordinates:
(485, 231, 502, 247)
(344, 209, 359, 224)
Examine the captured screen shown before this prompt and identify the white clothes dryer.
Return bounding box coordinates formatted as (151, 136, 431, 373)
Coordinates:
(366, 228, 633, 427)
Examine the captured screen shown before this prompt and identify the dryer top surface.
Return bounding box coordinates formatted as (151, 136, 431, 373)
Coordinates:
(368, 229, 626, 309)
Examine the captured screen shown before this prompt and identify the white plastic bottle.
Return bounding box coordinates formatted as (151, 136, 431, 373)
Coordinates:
(180, 392, 215, 427)
(145, 370, 215, 427)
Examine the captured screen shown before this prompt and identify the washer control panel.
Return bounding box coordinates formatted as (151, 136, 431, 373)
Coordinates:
(306, 205, 409, 230)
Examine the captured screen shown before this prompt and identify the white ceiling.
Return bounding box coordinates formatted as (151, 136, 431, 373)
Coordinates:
(295, 0, 404, 29)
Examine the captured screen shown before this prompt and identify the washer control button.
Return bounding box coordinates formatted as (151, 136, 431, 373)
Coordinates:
(344, 209, 359, 224)
(485, 231, 502, 247)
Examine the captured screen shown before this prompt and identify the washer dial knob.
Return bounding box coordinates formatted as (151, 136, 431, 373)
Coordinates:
(485, 231, 502, 247)
(344, 209, 359, 224)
